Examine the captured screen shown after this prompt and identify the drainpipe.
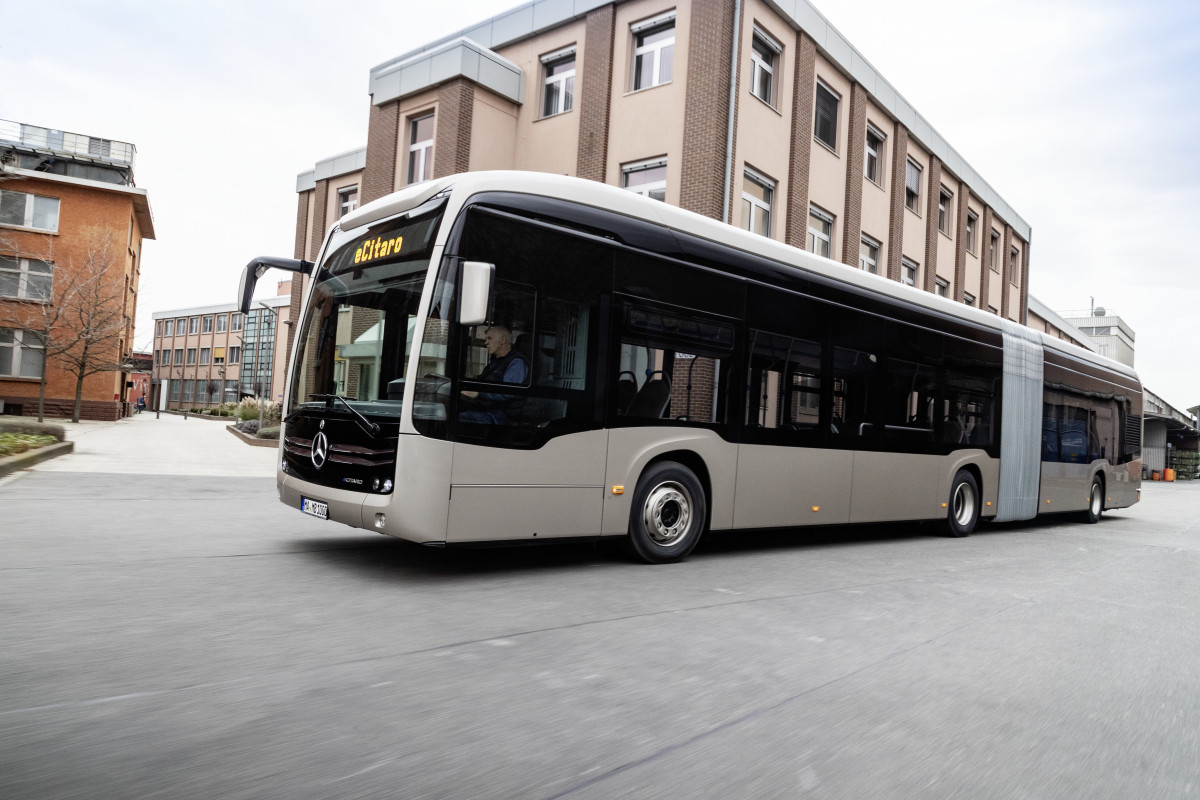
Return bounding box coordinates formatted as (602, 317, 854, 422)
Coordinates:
(722, 0, 742, 224)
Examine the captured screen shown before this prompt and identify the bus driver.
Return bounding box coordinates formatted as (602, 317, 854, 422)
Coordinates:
(460, 324, 529, 424)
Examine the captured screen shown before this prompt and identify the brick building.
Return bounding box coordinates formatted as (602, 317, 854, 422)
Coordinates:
(149, 282, 291, 411)
(291, 0, 1035, 333)
(0, 119, 154, 420)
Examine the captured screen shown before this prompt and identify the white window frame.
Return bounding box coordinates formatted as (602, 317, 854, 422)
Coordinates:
(901, 257, 918, 287)
(938, 187, 953, 235)
(541, 47, 576, 117)
(859, 235, 880, 274)
(176, 318, 186, 334)
(632, 13, 675, 91)
(966, 212, 978, 254)
(905, 158, 922, 212)
(0, 189, 60, 233)
(199, 347, 210, 365)
(742, 168, 775, 238)
(202, 315, 213, 334)
(1010, 246, 1020, 283)
(229, 346, 241, 364)
(186, 347, 197, 365)
(807, 205, 834, 259)
(232, 314, 243, 332)
(0, 328, 45, 378)
(0, 256, 54, 302)
(813, 80, 840, 151)
(216, 314, 227, 333)
(174, 348, 183, 365)
(407, 115, 434, 184)
(338, 185, 359, 218)
(622, 157, 667, 202)
(188, 317, 199, 335)
(750, 27, 782, 106)
(161, 349, 171, 365)
(865, 124, 885, 185)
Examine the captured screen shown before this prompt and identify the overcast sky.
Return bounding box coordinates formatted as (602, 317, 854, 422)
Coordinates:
(2, 0, 1197, 408)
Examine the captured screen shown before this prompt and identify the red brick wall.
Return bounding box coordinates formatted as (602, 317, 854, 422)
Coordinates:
(434, 80, 475, 178)
(363, 100, 400, 204)
(979, 206, 995, 311)
(784, 33, 817, 248)
(953, 181, 969, 302)
(576, 4, 616, 183)
(840, 83, 867, 266)
(885, 124, 909, 282)
(922, 155, 942, 294)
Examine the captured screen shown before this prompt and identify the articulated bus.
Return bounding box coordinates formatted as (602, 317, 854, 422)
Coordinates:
(240, 171, 1141, 563)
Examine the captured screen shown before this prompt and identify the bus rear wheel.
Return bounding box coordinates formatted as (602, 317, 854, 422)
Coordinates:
(626, 462, 707, 564)
(1081, 475, 1104, 524)
(943, 469, 980, 538)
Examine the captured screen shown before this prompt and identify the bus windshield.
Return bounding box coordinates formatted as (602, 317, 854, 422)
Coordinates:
(287, 197, 445, 418)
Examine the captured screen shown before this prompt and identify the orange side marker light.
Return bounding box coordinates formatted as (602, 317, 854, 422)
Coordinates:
(612, 486, 624, 495)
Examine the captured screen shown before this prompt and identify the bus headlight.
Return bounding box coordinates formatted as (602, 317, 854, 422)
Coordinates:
(281, 458, 288, 474)
(382, 479, 393, 493)
(372, 477, 381, 491)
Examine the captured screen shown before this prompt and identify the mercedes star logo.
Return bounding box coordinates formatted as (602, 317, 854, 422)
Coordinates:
(312, 432, 329, 470)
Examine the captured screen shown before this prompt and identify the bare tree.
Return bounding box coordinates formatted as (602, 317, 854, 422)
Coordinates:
(51, 227, 128, 422)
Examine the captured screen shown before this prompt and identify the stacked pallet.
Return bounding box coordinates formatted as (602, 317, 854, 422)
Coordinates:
(1168, 450, 1200, 481)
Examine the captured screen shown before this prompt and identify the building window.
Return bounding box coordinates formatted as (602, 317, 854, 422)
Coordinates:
(0, 190, 60, 232)
(938, 187, 953, 234)
(0, 256, 54, 301)
(901, 257, 918, 287)
(213, 346, 225, 366)
(0, 328, 44, 378)
(174, 348, 183, 364)
(202, 315, 213, 334)
(966, 212, 978, 254)
(988, 305, 998, 315)
(155, 320, 162, 338)
(161, 349, 171, 365)
(964, 292, 976, 307)
(935, 277, 949, 297)
(183, 380, 194, 403)
(807, 205, 834, 259)
(814, 81, 839, 151)
(199, 347, 210, 365)
(169, 380, 181, 402)
(541, 48, 576, 117)
(229, 346, 241, 364)
(622, 158, 667, 201)
(989, 231, 1000, 271)
(750, 29, 781, 106)
(859, 235, 880, 274)
(632, 13, 675, 91)
(905, 159, 922, 212)
(163, 319, 173, 337)
(216, 314, 227, 333)
(741, 169, 774, 238)
(186, 347, 197, 365)
(1010, 246, 1020, 282)
(175, 317, 186, 334)
(231, 314, 243, 332)
(188, 317, 199, 334)
(407, 115, 434, 184)
(865, 125, 885, 184)
(338, 186, 359, 218)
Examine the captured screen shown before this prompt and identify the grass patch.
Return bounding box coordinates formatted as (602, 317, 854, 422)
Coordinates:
(0, 433, 60, 458)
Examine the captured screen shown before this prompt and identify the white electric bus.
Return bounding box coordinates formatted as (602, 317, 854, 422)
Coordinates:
(240, 171, 1142, 563)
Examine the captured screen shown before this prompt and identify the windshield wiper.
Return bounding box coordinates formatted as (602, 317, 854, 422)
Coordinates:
(311, 394, 381, 437)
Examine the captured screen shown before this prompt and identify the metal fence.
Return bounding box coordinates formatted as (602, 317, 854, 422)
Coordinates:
(0, 118, 136, 168)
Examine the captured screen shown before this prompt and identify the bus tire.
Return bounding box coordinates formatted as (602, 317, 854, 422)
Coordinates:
(1082, 475, 1104, 524)
(943, 469, 980, 538)
(626, 462, 707, 564)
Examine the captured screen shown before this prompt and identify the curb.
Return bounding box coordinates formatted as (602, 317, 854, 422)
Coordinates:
(227, 424, 280, 448)
(0, 440, 76, 477)
(161, 410, 237, 423)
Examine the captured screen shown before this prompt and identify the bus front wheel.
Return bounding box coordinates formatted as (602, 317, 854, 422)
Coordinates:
(1081, 475, 1104, 524)
(943, 469, 980, 538)
(626, 462, 707, 564)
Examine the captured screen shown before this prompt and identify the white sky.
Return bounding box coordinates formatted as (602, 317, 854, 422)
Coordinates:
(2, 0, 1197, 409)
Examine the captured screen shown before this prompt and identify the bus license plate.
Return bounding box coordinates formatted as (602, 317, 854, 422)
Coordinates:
(301, 497, 329, 520)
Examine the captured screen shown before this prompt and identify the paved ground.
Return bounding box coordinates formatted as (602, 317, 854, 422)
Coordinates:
(2, 419, 1198, 799)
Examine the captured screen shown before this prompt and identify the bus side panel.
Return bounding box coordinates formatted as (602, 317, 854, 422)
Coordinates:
(733, 444, 853, 528)
(1106, 458, 1142, 509)
(602, 428, 738, 535)
(383, 434, 453, 544)
(848, 452, 941, 524)
(446, 430, 608, 543)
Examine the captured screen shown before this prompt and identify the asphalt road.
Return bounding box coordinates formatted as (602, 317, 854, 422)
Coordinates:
(2, 416, 1198, 799)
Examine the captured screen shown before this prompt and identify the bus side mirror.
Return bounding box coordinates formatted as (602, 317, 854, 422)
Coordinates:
(459, 261, 494, 326)
(238, 257, 314, 314)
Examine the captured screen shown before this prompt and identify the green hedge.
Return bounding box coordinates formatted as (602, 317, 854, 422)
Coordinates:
(0, 419, 66, 441)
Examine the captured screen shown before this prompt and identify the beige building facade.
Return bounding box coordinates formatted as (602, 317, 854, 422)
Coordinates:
(150, 284, 290, 411)
(293, 0, 1034, 333)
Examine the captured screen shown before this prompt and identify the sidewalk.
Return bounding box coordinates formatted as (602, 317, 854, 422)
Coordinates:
(21, 411, 279, 477)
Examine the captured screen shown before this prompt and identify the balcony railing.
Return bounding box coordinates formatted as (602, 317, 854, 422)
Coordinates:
(0, 118, 136, 168)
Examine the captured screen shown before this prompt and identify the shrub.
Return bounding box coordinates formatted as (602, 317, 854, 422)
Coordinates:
(0, 419, 66, 442)
(257, 425, 281, 440)
(0, 433, 60, 458)
(237, 419, 260, 435)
